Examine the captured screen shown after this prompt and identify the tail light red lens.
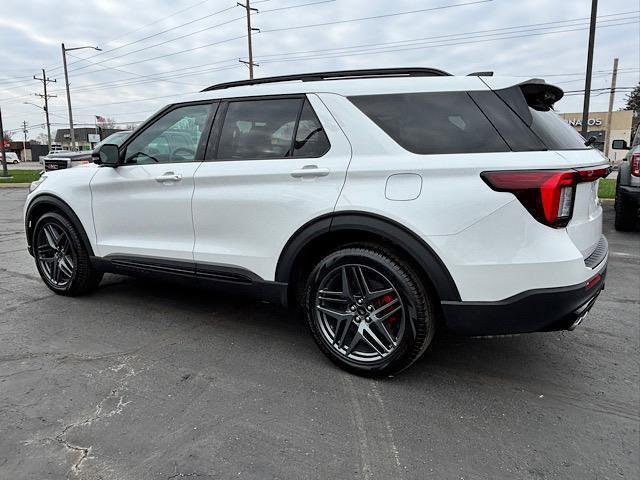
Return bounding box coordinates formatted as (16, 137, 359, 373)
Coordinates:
(481, 165, 610, 229)
(631, 153, 640, 177)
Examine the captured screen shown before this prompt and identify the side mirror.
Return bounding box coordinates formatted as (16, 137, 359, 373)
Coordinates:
(93, 144, 120, 167)
(611, 139, 628, 150)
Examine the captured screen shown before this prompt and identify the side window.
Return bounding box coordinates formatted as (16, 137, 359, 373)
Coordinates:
(293, 100, 330, 158)
(217, 98, 302, 160)
(349, 92, 509, 155)
(124, 103, 211, 164)
(214, 97, 330, 160)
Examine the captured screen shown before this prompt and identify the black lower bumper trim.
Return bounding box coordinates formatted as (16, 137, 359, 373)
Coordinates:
(441, 267, 607, 336)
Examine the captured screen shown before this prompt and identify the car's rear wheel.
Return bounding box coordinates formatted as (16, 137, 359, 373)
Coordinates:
(33, 212, 103, 295)
(304, 245, 435, 377)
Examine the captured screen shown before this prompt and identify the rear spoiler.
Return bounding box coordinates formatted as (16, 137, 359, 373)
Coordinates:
(518, 80, 564, 111)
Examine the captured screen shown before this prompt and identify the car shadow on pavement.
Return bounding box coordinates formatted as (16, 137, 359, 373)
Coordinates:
(93, 273, 572, 385)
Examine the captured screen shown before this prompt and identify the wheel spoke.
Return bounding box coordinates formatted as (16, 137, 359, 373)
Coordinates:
(372, 297, 399, 316)
(334, 318, 352, 349)
(367, 287, 394, 301)
(377, 304, 402, 322)
(341, 267, 354, 301)
(58, 255, 74, 277)
(318, 289, 349, 303)
(344, 329, 363, 356)
(352, 266, 370, 297)
(372, 320, 397, 346)
(316, 305, 352, 322)
(51, 259, 60, 283)
(43, 224, 59, 249)
(362, 326, 390, 355)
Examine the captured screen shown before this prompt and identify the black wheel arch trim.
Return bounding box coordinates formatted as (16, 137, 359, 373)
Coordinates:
(275, 211, 461, 302)
(25, 194, 95, 258)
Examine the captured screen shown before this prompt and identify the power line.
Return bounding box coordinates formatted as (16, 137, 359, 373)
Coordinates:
(260, 0, 493, 33)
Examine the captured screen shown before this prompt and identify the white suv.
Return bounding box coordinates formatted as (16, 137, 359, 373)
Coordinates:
(24, 68, 609, 376)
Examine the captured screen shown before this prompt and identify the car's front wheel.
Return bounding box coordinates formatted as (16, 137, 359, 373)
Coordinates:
(33, 212, 103, 295)
(304, 245, 435, 377)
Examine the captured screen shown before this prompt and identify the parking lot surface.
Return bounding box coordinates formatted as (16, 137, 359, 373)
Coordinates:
(1, 187, 638, 479)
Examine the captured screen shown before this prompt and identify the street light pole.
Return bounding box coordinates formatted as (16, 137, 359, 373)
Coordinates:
(61, 43, 101, 151)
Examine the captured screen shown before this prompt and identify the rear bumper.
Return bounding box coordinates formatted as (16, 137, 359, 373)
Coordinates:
(618, 185, 640, 207)
(441, 264, 607, 336)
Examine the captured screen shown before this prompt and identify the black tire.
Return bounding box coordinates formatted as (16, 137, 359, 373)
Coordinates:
(32, 212, 103, 296)
(13, 160, 19, 164)
(304, 245, 435, 377)
(614, 184, 638, 231)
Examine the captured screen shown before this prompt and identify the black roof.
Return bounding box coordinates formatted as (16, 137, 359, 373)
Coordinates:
(202, 67, 451, 92)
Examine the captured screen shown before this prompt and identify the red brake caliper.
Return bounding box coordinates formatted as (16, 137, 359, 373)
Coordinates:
(376, 294, 398, 324)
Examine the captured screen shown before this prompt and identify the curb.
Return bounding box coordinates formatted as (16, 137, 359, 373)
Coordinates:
(0, 183, 30, 188)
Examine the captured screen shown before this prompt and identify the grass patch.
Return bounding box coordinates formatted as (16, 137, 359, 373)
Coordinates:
(0, 169, 42, 184)
(598, 178, 616, 199)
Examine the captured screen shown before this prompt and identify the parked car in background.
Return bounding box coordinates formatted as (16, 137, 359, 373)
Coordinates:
(612, 124, 640, 231)
(41, 131, 132, 171)
(3, 152, 20, 164)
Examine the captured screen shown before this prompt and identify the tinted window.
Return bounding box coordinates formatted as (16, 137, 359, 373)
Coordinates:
(495, 86, 587, 150)
(294, 100, 330, 157)
(124, 104, 211, 164)
(217, 98, 302, 160)
(469, 91, 546, 151)
(349, 92, 509, 155)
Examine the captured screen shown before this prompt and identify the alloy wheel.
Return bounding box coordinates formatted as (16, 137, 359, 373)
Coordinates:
(314, 264, 406, 363)
(36, 222, 75, 287)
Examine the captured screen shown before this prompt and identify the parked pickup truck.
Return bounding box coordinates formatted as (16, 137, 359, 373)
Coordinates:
(41, 131, 131, 171)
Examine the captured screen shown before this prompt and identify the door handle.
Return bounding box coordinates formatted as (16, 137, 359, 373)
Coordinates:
(290, 165, 330, 178)
(156, 172, 182, 183)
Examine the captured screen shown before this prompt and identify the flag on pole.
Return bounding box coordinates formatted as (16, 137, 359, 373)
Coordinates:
(95, 115, 106, 124)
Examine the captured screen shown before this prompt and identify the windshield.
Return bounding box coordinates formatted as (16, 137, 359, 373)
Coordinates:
(95, 131, 130, 149)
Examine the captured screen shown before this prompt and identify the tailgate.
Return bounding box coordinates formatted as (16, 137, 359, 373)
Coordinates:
(555, 149, 608, 258)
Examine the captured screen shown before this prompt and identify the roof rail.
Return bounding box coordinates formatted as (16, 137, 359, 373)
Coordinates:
(202, 67, 451, 92)
(468, 71, 493, 76)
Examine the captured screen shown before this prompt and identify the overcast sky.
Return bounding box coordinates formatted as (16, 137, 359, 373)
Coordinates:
(0, 0, 638, 138)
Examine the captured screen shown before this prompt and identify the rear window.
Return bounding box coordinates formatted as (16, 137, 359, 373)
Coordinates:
(349, 92, 509, 155)
(495, 86, 587, 150)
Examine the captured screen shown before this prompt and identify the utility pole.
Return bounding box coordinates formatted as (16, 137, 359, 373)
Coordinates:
(61, 43, 76, 151)
(603, 58, 619, 159)
(0, 106, 8, 178)
(238, 0, 259, 79)
(580, 0, 598, 138)
(61, 43, 101, 151)
(33, 69, 57, 151)
(21, 121, 28, 161)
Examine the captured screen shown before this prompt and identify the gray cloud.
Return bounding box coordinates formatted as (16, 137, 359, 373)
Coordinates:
(1, 0, 638, 135)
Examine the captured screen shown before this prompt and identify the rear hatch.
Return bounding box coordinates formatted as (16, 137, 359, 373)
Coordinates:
(478, 78, 609, 260)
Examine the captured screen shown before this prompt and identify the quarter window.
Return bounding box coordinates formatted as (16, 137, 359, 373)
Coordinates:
(349, 92, 509, 155)
(215, 98, 330, 160)
(124, 103, 211, 164)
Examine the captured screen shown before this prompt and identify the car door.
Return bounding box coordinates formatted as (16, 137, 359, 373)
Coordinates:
(90, 101, 216, 261)
(192, 94, 352, 280)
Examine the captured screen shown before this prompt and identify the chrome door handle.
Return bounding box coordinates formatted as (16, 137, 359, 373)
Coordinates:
(156, 172, 182, 183)
(290, 165, 330, 178)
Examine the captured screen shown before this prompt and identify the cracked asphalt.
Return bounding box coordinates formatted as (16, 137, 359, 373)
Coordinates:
(0, 187, 638, 480)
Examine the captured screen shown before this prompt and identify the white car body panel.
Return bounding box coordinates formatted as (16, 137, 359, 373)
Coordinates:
(90, 162, 201, 260)
(191, 94, 351, 279)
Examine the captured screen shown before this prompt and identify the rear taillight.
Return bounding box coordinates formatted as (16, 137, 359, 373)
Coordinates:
(631, 152, 640, 177)
(481, 165, 609, 229)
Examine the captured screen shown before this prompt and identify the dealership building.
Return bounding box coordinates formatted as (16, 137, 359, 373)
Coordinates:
(559, 110, 634, 164)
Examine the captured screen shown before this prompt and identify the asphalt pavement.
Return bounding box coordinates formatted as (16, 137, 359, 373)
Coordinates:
(0, 187, 638, 479)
